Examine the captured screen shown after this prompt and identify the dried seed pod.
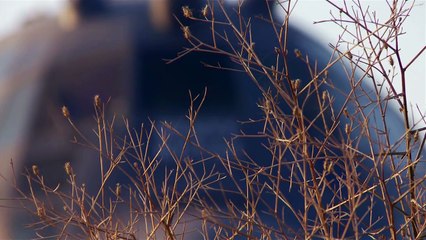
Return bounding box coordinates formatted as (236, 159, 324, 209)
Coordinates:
(383, 41, 388, 50)
(64, 162, 72, 176)
(32, 165, 40, 176)
(274, 47, 280, 55)
(201, 209, 208, 219)
(37, 206, 45, 218)
(94, 95, 101, 108)
(345, 123, 351, 135)
(182, 26, 190, 40)
(323, 159, 332, 173)
(115, 183, 121, 197)
(343, 108, 349, 118)
(62, 106, 70, 118)
(294, 49, 302, 58)
(201, 5, 209, 18)
(389, 55, 394, 66)
(182, 6, 192, 18)
(324, 69, 329, 78)
(292, 79, 300, 91)
(346, 51, 353, 60)
(271, 65, 280, 80)
(322, 91, 328, 102)
(264, 99, 271, 113)
(414, 131, 419, 142)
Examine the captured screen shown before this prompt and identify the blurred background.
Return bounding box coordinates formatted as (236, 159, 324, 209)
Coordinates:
(0, 0, 424, 238)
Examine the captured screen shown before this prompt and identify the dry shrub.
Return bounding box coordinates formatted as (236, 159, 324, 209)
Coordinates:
(5, 0, 426, 239)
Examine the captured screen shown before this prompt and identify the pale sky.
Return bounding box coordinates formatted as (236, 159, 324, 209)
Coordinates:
(0, 0, 65, 38)
(288, 0, 426, 120)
